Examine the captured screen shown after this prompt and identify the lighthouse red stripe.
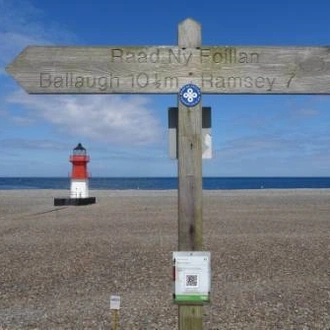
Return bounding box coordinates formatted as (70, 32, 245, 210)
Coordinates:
(70, 155, 89, 179)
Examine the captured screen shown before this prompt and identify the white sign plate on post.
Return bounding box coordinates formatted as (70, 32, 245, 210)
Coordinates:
(173, 251, 211, 304)
(110, 295, 121, 310)
(168, 107, 212, 159)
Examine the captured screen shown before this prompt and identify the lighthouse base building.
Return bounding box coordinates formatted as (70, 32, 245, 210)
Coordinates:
(54, 196, 96, 206)
(54, 143, 96, 206)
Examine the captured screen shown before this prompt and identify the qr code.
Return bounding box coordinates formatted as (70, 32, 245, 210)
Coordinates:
(185, 274, 198, 287)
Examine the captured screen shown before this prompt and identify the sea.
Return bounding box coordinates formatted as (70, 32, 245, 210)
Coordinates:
(0, 177, 330, 190)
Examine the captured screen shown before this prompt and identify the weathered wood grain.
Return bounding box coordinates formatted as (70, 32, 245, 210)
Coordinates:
(6, 45, 330, 94)
(177, 18, 204, 330)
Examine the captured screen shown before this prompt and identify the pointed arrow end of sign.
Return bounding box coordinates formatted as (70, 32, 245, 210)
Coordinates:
(5, 60, 32, 94)
(5, 46, 32, 76)
(5, 63, 14, 76)
(4, 47, 35, 94)
(5, 62, 23, 89)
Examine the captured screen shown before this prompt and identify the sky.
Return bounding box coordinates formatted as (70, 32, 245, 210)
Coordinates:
(1, 0, 330, 177)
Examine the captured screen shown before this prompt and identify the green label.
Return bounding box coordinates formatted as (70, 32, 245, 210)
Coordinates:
(174, 294, 210, 303)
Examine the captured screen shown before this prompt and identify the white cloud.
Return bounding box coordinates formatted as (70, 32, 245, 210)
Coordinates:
(7, 91, 162, 146)
(1, 0, 162, 148)
(0, 0, 76, 75)
(216, 131, 330, 160)
(0, 137, 65, 151)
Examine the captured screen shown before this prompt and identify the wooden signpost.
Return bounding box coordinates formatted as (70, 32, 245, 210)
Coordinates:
(177, 20, 203, 330)
(6, 44, 330, 95)
(6, 18, 330, 330)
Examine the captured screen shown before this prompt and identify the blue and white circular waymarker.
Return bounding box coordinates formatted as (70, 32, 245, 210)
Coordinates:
(179, 84, 201, 107)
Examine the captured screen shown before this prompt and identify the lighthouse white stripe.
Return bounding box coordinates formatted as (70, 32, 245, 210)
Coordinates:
(70, 180, 89, 198)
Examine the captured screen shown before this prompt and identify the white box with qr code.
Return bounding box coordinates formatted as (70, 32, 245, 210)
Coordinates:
(172, 251, 211, 304)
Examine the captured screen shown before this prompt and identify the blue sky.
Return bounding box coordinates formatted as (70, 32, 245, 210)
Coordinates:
(1, 0, 330, 177)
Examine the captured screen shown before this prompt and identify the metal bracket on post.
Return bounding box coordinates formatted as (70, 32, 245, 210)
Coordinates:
(168, 107, 212, 160)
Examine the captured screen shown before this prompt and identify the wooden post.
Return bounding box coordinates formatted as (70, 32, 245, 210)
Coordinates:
(177, 19, 203, 330)
(111, 310, 119, 330)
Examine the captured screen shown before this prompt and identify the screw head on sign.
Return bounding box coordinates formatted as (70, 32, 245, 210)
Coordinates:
(179, 84, 201, 107)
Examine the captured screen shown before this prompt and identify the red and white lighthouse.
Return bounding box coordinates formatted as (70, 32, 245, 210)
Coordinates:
(70, 143, 90, 198)
(54, 143, 96, 206)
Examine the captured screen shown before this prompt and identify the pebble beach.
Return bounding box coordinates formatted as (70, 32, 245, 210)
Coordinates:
(1, 189, 330, 329)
